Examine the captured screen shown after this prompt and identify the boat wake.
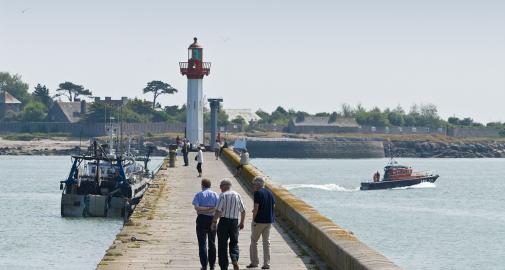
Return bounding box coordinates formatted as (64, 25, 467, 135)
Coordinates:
(392, 182, 437, 190)
(282, 184, 359, 192)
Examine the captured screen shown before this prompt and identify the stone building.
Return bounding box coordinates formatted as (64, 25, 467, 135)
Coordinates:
(287, 116, 360, 133)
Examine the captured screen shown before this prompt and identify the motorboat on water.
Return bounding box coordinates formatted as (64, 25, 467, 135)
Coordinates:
(360, 158, 439, 190)
(60, 124, 153, 219)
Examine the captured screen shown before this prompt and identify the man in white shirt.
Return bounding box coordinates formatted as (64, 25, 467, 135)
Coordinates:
(214, 140, 221, 160)
(235, 149, 250, 177)
(211, 179, 246, 270)
(196, 146, 204, 177)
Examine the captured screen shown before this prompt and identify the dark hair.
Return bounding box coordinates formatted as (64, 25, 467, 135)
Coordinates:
(201, 179, 211, 188)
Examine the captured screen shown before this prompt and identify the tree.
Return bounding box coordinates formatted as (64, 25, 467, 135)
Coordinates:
(295, 111, 308, 122)
(32, 84, 53, 108)
(20, 101, 47, 122)
(55, 82, 92, 102)
(218, 107, 230, 127)
(0, 72, 30, 103)
(143, 80, 178, 109)
(459, 117, 474, 126)
(388, 111, 405, 126)
(341, 103, 354, 117)
(231, 116, 246, 125)
(328, 112, 338, 123)
(127, 98, 155, 115)
(256, 109, 270, 124)
(270, 106, 290, 125)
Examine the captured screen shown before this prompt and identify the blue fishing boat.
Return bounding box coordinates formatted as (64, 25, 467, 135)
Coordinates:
(60, 124, 153, 219)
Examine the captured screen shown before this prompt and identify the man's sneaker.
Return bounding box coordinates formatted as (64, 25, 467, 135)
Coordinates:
(246, 264, 258, 268)
(261, 266, 270, 269)
(232, 261, 240, 270)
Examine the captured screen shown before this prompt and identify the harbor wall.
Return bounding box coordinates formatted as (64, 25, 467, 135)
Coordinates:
(0, 122, 184, 136)
(245, 140, 385, 159)
(222, 148, 402, 270)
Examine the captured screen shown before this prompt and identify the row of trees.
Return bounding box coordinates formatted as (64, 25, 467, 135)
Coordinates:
(253, 104, 499, 129)
(0, 72, 179, 122)
(2, 72, 503, 129)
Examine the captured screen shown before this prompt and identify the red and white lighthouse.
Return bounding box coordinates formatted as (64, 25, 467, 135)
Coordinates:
(179, 37, 211, 145)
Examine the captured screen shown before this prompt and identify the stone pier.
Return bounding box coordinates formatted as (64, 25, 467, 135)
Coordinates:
(97, 153, 316, 269)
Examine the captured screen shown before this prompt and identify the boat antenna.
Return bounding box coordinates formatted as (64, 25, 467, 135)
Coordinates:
(79, 128, 82, 156)
(387, 139, 395, 162)
(120, 104, 124, 158)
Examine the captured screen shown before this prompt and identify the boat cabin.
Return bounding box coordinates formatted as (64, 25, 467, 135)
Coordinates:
(383, 164, 413, 181)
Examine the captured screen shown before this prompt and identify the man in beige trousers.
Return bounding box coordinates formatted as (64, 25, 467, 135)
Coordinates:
(246, 177, 275, 269)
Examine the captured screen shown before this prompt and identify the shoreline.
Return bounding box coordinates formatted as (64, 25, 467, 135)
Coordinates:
(2, 135, 505, 158)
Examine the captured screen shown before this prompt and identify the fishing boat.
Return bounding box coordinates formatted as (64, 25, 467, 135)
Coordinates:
(360, 158, 439, 190)
(59, 123, 153, 219)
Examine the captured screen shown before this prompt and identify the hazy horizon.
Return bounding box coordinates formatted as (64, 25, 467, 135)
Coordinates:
(1, 0, 504, 123)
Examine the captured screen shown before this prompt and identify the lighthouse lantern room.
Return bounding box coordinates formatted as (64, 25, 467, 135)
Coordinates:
(179, 37, 211, 146)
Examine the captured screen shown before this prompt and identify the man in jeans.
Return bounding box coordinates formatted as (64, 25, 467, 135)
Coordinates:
(211, 179, 246, 270)
(193, 179, 219, 270)
(246, 177, 275, 269)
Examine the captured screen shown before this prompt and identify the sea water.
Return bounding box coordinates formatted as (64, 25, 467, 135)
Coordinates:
(252, 158, 505, 270)
(0, 156, 164, 270)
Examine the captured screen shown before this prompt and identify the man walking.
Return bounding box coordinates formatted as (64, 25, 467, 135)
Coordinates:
(214, 140, 221, 160)
(196, 146, 204, 177)
(211, 179, 246, 270)
(246, 177, 275, 269)
(192, 179, 219, 270)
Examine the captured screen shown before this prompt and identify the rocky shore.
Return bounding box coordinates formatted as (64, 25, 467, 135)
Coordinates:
(0, 138, 168, 156)
(391, 140, 505, 158)
(2, 136, 505, 158)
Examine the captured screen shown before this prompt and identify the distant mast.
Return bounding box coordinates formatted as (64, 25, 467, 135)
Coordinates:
(179, 37, 211, 146)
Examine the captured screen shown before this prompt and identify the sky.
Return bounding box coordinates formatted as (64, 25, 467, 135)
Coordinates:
(1, 0, 504, 123)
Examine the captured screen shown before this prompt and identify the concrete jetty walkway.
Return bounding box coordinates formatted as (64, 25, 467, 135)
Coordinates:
(97, 153, 316, 270)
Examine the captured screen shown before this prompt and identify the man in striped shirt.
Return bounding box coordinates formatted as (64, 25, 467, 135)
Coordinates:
(211, 179, 246, 270)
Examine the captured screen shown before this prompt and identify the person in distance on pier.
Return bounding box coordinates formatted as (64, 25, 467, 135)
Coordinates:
(246, 177, 275, 269)
(235, 149, 250, 177)
(181, 139, 189, 166)
(196, 145, 204, 177)
(219, 139, 228, 156)
(192, 178, 219, 270)
(211, 179, 246, 270)
(214, 140, 221, 160)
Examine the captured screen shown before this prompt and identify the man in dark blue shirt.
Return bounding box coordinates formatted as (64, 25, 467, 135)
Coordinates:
(246, 177, 275, 269)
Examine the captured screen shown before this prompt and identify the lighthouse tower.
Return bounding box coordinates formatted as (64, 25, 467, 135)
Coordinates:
(179, 37, 211, 146)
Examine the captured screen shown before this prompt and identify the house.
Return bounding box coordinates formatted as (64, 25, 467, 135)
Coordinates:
(48, 96, 129, 123)
(0, 91, 22, 120)
(48, 100, 88, 123)
(287, 116, 360, 133)
(224, 109, 261, 123)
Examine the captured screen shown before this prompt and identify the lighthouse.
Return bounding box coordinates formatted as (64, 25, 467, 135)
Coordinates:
(179, 37, 211, 146)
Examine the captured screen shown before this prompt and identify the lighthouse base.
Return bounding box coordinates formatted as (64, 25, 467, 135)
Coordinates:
(186, 79, 204, 146)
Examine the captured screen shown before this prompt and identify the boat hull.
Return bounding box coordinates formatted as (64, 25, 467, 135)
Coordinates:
(61, 178, 149, 219)
(61, 194, 131, 219)
(360, 175, 439, 190)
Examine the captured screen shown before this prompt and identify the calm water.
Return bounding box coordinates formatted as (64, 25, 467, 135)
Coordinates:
(0, 156, 163, 270)
(252, 158, 505, 270)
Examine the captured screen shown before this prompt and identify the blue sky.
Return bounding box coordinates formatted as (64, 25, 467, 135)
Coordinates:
(1, 0, 504, 122)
